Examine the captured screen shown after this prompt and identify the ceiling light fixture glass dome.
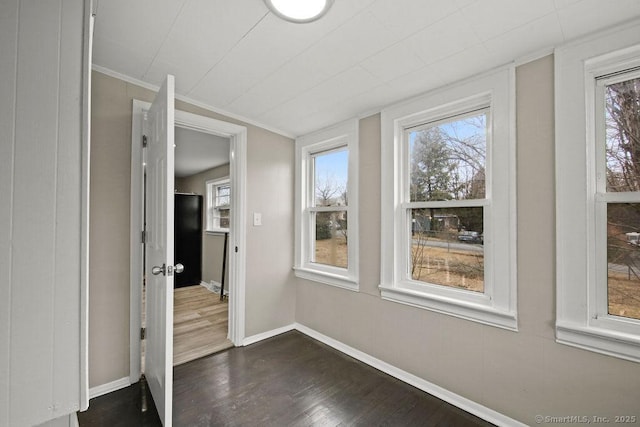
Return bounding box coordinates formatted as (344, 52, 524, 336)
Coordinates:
(265, 0, 334, 23)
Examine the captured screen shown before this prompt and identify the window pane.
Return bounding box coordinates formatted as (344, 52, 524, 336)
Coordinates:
(409, 112, 486, 201)
(605, 77, 640, 192)
(607, 203, 640, 320)
(314, 149, 348, 207)
(313, 211, 347, 268)
(410, 207, 484, 292)
(219, 209, 230, 229)
(216, 185, 230, 207)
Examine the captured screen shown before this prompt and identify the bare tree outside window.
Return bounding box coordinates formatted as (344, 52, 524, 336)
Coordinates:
(315, 173, 346, 207)
(605, 76, 640, 320)
(606, 77, 640, 192)
(410, 114, 486, 202)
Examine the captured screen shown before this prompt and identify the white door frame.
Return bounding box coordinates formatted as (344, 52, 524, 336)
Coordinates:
(130, 100, 247, 382)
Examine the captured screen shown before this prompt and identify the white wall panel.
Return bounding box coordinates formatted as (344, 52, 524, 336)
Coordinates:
(53, 0, 84, 414)
(11, 1, 61, 422)
(0, 1, 19, 425)
(0, 0, 86, 425)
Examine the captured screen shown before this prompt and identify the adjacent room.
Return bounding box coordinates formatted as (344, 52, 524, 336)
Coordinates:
(2, 1, 640, 426)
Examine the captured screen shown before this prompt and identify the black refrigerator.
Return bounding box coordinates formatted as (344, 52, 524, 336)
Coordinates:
(174, 194, 203, 288)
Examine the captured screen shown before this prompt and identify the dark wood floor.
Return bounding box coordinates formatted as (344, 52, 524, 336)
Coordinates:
(79, 331, 494, 427)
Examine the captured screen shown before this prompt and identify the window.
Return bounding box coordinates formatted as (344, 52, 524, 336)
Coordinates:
(600, 73, 640, 322)
(408, 111, 487, 293)
(206, 177, 230, 232)
(380, 66, 517, 330)
(294, 120, 359, 290)
(556, 21, 640, 362)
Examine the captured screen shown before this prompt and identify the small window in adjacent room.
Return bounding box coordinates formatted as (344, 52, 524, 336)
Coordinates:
(555, 20, 640, 362)
(206, 177, 230, 232)
(380, 66, 517, 330)
(294, 120, 359, 291)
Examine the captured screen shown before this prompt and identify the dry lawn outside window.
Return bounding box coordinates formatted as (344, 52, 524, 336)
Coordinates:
(314, 235, 348, 268)
(608, 272, 640, 320)
(411, 238, 484, 292)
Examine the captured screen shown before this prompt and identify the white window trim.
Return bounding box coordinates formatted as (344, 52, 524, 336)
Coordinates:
(555, 19, 640, 363)
(206, 177, 230, 233)
(294, 119, 359, 291)
(380, 66, 517, 331)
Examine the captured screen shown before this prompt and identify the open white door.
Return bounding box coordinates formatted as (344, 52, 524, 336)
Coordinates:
(145, 75, 176, 426)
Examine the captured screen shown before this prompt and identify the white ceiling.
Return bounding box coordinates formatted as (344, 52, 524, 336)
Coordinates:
(174, 127, 229, 178)
(93, 0, 640, 137)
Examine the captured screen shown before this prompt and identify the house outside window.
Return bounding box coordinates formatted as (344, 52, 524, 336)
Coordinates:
(206, 177, 230, 232)
(556, 21, 640, 362)
(380, 66, 517, 330)
(294, 120, 359, 290)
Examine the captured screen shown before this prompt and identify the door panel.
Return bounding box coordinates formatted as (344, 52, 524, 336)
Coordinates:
(145, 75, 175, 426)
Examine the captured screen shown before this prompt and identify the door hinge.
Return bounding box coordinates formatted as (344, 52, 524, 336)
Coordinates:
(141, 230, 147, 244)
(235, 246, 238, 253)
(141, 327, 146, 340)
(142, 135, 148, 147)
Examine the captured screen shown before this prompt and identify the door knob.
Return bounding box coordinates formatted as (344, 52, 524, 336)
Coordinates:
(152, 264, 165, 276)
(175, 263, 184, 274)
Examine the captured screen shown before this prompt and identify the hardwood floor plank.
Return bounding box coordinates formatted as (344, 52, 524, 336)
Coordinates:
(80, 331, 495, 426)
(172, 331, 495, 427)
(77, 380, 161, 427)
(173, 285, 233, 366)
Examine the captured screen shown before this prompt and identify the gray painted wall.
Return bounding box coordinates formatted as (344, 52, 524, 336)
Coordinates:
(89, 71, 297, 387)
(294, 56, 640, 424)
(0, 0, 86, 425)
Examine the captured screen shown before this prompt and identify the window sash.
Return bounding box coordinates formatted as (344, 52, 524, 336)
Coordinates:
(310, 210, 348, 268)
(310, 147, 348, 208)
(404, 109, 489, 203)
(306, 145, 349, 270)
(215, 185, 230, 206)
(593, 70, 640, 329)
(402, 206, 485, 292)
(399, 102, 490, 295)
(206, 178, 230, 232)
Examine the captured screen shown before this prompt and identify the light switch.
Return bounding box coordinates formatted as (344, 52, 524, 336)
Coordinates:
(253, 212, 262, 226)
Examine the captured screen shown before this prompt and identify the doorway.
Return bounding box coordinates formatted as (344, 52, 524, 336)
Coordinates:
(173, 126, 233, 365)
(129, 100, 247, 382)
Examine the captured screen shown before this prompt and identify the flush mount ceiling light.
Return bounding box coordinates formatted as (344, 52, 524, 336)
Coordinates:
(265, 0, 334, 23)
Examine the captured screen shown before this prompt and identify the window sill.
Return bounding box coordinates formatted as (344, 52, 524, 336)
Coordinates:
(556, 321, 640, 363)
(379, 284, 518, 331)
(294, 267, 358, 292)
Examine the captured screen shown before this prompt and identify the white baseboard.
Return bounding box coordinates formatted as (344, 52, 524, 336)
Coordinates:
(242, 323, 296, 346)
(88, 377, 131, 400)
(294, 323, 526, 427)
